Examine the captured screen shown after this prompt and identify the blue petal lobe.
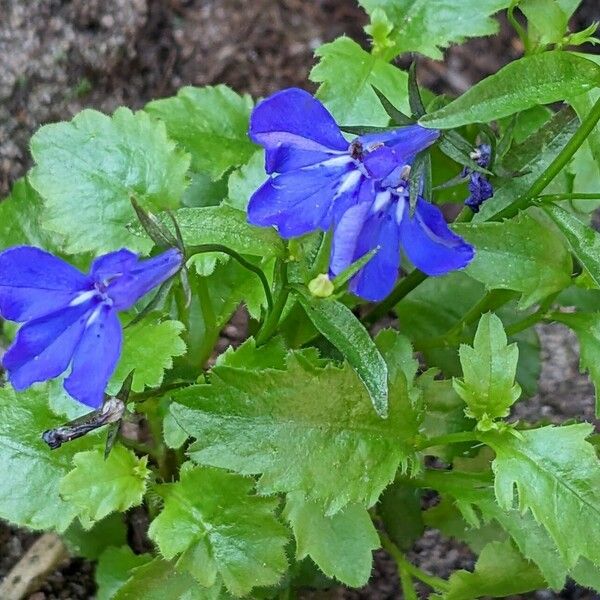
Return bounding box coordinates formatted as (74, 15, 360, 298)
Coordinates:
(64, 305, 122, 408)
(349, 207, 401, 302)
(0, 246, 90, 322)
(250, 88, 348, 174)
(400, 197, 474, 276)
(247, 158, 358, 238)
(3, 301, 94, 390)
(107, 248, 182, 310)
(91, 248, 138, 283)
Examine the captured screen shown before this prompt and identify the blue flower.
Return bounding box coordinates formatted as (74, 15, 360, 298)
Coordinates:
(247, 87, 439, 237)
(247, 87, 474, 301)
(0, 246, 182, 407)
(464, 144, 494, 213)
(329, 182, 474, 301)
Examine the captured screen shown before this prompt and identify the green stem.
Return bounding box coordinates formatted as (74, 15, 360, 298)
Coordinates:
(416, 431, 482, 450)
(507, 2, 532, 55)
(380, 532, 450, 592)
(256, 261, 289, 345)
(535, 193, 600, 203)
(492, 96, 600, 221)
(365, 269, 428, 322)
(187, 244, 273, 312)
(417, 289, 515, 350)
(504, 292, 559, 337)
(399, 566, 419, 600)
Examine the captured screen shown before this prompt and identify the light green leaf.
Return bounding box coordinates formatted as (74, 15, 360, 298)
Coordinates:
(0, 178, 59, 250)
(477, 107, 578, 220)
(29, 107, 190, 254)
(0, 385, 99, 531)
(421, 52, 600, 129)
(284, 492, 378, 587)
(487, 424, 600, 567)
(310, 37, 409, 127)
(293, 288, 388, 417)
(453, 313, 521, 423)
(226, 150, 266, 211)
(550, 312, 600, 415)
(109, 315, 186, 395)
(148, 465, 288, 596)
(96, 546, 152, 600)
(60, 445, 150, 524)
(520, 0, 581, 46)
(359, 0, 511, 59)
(63, 514, 127, 560)
(455, 211, 572, 308)
(440, 540, 545, 600)
(114, 557, 227, 600)
(545, 204, 600, 288)
(146, 85, 255, 180)
(216, 336, 287, 370)
(141, 205, 285, 259)
(170, 355, 418, 514)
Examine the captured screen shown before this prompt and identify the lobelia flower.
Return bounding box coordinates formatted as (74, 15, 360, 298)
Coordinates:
(247, 87, 474, 301)
(463, 144, 494, 213)
(0, 246, 182, 407)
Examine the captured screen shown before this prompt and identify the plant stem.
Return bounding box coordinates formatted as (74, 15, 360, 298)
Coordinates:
(492, 96, 600, 221)
(416, 431, 482, 450)
(365, 269, 428, 322)
(535, 193, 600, 203)
(187, 244, 273, 312)
(256, 260, 289, 345)
(504, 292, 559, 337)
(380, 532, 450, 592)
(417, 289, 515, 350)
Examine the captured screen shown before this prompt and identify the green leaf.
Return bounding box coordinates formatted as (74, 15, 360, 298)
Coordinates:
(0, 385, 98, 531)
(520, 0, 581, 46)
(310, 37, 409, 127)
(0, 178, 59, 250)
(359, 0, 511, 59)
(109, 315, 186, 395)
(453, 313, 521, 423)
(96, 546, 153, 600)
(144, 206, 286, 259)
(146, 85, 255, 180)
(476, 107, 578, 221)
(226, 150, 266, 211)
(293, 288, 388, 417)
(545, 204, 600, 288)
(378, 481, 424, 551)
(284, 492, 379, 587)
(216, 336, 287, 370)
(421, 52, 600, 129)
(455, 211, 572, 308)
(114, 557, 227, 600)
(550, 312, 600, 415)
(170, 355, 418, 514)
(63, 514, 127, 560)
(148, 465, 288, 596)
(487, 424, 600, 567)
(29, 107, 190, 255)
(440, 540, 545, 600)
(60, 445, 150, 524)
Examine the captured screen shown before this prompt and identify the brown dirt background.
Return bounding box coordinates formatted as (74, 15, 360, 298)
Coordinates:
(1, 0, 600, 598)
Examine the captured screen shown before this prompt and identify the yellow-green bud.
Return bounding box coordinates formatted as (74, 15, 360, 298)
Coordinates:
(308, 273, 334, 298)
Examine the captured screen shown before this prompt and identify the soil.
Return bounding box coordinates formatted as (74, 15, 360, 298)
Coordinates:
(1, 0, 600, 598)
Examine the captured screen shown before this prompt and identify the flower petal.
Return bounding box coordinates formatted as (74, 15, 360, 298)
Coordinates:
(107, 248, 183, 310)
(250, 88, 348, 173)
(360, 125, 439, 181)
(3, 301, 94, 390)
(349, 207, 401, 302)
(91, 248, 138, 283)
(329, 179, 379, 276)
(0, 246, 90, 322)
(64, 305, 122, 408)
(400, 197, 474, 276)
(247, 158, 359, 238)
